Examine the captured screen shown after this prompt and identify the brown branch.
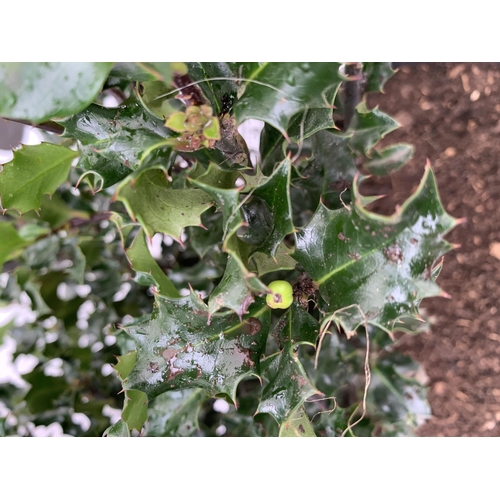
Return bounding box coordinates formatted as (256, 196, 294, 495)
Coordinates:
(2, 117, 64, 135)
(343, 62, 364, 130)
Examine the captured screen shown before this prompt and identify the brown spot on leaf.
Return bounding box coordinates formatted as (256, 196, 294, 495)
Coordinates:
(384, 244, 403, 263)
(162, 348, 178, 361)
(246, 317, 262, 336)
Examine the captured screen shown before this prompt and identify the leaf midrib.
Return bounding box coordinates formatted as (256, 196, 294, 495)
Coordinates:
(4, 150, 77, 204)
(315, 220, 405, 286)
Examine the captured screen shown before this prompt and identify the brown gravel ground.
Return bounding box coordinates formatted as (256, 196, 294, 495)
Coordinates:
(366, 63, 500, 436)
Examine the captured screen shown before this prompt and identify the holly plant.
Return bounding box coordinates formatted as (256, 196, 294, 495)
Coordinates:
(0, 62, 458, 437)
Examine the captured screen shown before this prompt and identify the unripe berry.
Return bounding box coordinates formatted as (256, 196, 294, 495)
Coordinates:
(266, 280, 293, 309)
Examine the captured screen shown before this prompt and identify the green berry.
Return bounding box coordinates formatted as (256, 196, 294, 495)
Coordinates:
(266, 280, 293, 309)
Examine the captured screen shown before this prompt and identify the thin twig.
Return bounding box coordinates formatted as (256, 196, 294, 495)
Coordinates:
(2, 117, 64, 135)
(343, 62, 364, 130)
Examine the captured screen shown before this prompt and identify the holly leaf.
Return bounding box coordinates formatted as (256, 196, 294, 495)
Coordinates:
(103, 420, 130, 437)
(0, 143, 78, 213)
(122, 389, 148, 432)
(250, 242, 297, 277)
(294, 166, 458, 335)
(250, 158, 294, 257)
(292, 130, 357, 217)
(259, 123, 286, 174)
(279, 406, 316, 437)
(138, 81, 182, 120)
(363, 62, 396, 93)
(116, 168, 213, 242)
(146, 388, 206, 437)
(122, 294, 270, 403)
(59, 99, 172, 188)
(111, 213, 180, 298)
(348, 101, 399, 155)
(189, 173, 269, 315)
(191, 161, 239, 190)
(370, 351, 431, 435)
(234, 63, 343, 137)
(0, 222, 29, 268)
(208, 255, 268, 319)
(0, 62, 113, 123)
(187, 208, 224, 258)
(257, 304, 320, 425)
(109, 62, 187, 84)
(186, 62, 238, 114)
(364, 144, 414, 176)
(38, 193, 89, 229)
(113, 350, 137, 380)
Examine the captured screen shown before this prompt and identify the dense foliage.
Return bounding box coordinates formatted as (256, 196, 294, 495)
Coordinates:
(0, 62, 458, 437)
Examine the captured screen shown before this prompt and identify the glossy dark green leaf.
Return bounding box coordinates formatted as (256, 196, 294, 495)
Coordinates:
(295, 167, 457, 335)
(250, 158, 294, 257)
(279, 406, 316, 437)
(364, 144, 414, 176)
(146, 388, 206, 436)
(103, 419, 130, 437)
(259, 123, 286, 174)
(234, 63, 343, 138)
(288, 108, 337, 142)
(59, 99, 172, 188)
(0, 143, 78, 213)
(186, 62, 238, 114)
(238, 196, 274, 247)
(348, 101, 399, 155)
(122, 294, 270, 403)
(117, 168, 213, 242)
(363, 62, 396, 93)
(292, 130, 357, 219)
(189, 173, 268, 295)
(0, 62, 113, 123)
(258, 304, 320, 425)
